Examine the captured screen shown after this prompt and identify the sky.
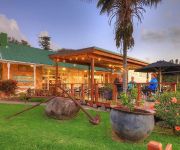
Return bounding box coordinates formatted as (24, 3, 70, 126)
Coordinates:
(0, 0, 179, 63)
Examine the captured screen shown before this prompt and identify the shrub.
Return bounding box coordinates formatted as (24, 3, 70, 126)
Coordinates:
(18, 92, 28, 101)
(0, 80, 17, 95)
(28, 97, 47, 102)
(155, 92, 180, 135)
(120, 88, 138, 111)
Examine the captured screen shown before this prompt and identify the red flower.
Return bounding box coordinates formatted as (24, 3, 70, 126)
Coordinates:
(171, 97, 177, 103)
(175, 126, 180, 131)
(149, 104, 155, 110)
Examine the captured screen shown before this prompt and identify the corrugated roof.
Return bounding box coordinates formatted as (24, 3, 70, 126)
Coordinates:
(0, 43, 110, 71)
(0, 43, 54, 65)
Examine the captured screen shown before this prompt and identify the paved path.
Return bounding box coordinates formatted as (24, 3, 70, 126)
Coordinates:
(0, 100, 155, 113)
(0, 100, 104, 112)
(0, 100, 43, 105)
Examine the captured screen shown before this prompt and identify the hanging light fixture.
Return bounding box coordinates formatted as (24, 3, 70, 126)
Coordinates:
(62, 67, 66, 71)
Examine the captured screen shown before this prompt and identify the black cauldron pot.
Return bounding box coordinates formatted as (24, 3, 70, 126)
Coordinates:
(110, 107, 154, 142)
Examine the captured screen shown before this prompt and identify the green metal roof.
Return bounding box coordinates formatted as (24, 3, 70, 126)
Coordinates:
(0, 43, 110, 72)
(0, 43, 54, 65)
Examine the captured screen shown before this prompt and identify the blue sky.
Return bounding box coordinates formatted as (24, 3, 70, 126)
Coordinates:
(0, 0, 179, 62)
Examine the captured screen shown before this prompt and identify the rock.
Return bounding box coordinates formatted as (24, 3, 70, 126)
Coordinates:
(45, 97, 80, 120)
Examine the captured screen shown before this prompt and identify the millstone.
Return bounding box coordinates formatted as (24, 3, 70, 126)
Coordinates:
(45, 97, 80, 120)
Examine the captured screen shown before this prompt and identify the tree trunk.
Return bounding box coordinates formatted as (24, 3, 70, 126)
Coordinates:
(123, 45, 128, 93)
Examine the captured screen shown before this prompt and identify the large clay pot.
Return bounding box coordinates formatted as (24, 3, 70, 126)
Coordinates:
(110, 107, 154, 142)
(45, 97, 80, 120)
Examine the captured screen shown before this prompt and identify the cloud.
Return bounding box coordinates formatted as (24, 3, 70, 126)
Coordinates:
(39, 31, 49, 37)
(141, 27, 180, 44)
(141, 29, 165, 41)
(39, 31, 60, 50)
(0, 14, 28, 41)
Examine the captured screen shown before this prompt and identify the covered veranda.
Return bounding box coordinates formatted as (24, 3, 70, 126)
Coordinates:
(49, 47, 148, 103)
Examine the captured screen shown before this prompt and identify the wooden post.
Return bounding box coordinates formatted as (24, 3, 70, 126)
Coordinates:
(95, 84, 99, 102)
(55, 62, 58, 93)
(136, 83, 141, 106)
(33, 65, 36, 89)
(159, 70, 162, 92)
(165, 144, 172, 150)
(91, 58, 95, 102)
(176, 74, 179, 84)
(172, 83, 176, 92)
(147, 141, 162, 150)
(81, 84, 85, 100)
(112, 84, 117, 102)
(71, 84, 74, 97)
(7, 62, 10, 79)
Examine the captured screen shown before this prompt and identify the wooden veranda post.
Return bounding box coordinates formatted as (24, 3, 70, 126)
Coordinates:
(55, 62, 59, 94)
(136, 83, 141, 106)
(95, 84, 99, 102)
(91, 58, 95, 102)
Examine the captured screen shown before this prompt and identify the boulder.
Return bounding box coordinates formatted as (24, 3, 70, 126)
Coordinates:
(45, 97, 80, 120)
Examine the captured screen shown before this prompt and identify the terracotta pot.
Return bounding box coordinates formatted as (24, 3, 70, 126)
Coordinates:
(110, 107, 154, 142)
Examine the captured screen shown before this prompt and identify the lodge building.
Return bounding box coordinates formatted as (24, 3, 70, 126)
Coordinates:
(0, 33, 148, 92)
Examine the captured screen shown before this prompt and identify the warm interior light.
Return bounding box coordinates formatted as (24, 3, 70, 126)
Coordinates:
(98, 58, 101, 61)
(69, 58, 72, 61)
(30, 65, 34, 67)
(75, 57, 78, 60)
(82, 57, 85, 60)
(73, 64, 76, 67)
(84, 70, 87, 73)
(63, 60, 66, 63)
(109, 64, 112, 67)
(62, 67, 66, 71)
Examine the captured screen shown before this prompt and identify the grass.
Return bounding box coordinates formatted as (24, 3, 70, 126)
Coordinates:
(0, 104, 179, 150)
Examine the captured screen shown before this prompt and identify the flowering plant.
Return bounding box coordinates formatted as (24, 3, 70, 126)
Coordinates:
(155, 92, 180, 135)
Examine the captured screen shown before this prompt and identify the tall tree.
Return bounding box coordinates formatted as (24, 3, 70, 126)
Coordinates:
(8, 37, 30, 46)
(96, 0, 161, 93)
(39, 36, 51, 50)
(21, 40, 30, 46)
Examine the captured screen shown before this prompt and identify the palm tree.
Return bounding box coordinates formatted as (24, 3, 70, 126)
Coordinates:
(96, 0, 161, 93)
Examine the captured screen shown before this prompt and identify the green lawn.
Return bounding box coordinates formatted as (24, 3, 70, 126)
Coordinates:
(0, 104, 179, 150)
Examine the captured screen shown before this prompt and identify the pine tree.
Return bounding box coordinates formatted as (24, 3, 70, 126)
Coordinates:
(39, 36, 51, 50)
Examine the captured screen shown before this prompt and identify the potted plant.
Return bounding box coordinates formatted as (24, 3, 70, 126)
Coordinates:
(100, 83, 113, 100)
(110, 88, 155, 142)
(155, 92, 180, 136)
